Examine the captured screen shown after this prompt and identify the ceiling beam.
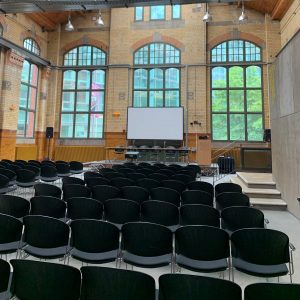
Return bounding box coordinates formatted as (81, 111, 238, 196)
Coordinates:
(271, 0, 293, 20)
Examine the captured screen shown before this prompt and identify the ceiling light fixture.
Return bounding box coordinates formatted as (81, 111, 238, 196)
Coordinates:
(239, 0, 248, 23)
(65, 13, 75, 31)
(95, 10, 104, 27)
(203, 3, 212, 22)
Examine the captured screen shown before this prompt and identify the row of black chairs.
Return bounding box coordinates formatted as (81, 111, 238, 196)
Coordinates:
(1, 259, 299, 300)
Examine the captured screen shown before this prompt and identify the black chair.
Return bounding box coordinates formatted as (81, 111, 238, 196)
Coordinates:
(216, 192, 250, 210)
(187, 181, 214, 196)
(63, 184, 90, 200)
(0, 259, 10, 296)
(0, 195, 30, 219)
(104, 199, 140, 229)
(138, 162, 152, 168)
(103, 172, 124, 180)
(40, 165, 58, 183)
(186, 164, 201, 176)
(231, 228, 294, 282)
(56, 163, 71, 177)
(244, 282, 300, 300)
(141, 200, 179, 232)
(41, 160, 56, 167)
(14, 161, 26, 168)
(84, 171, 102, 181)
(180, 204, 220, 227)
(137, 178, 161, 191)
(62, 176, 85, 188)
(67, 197, 103, 220)
(159, 274, 242, 300)
(92, 185, 121, 204)
(85, 176, 111, 188)
(111, 177, 136, 188)
(159, 169, 175, 176)
(34, 183, 62, 198)
(148, 173, 169, 182)
(138, 168, 154, 176)
(121, 222, 173, 270)
(24, 165, 40, 179)
(30, 196, 66, 220)
(118, 168, 136, 175)
(10, 259, 81, 300)
(70, 220, 119, 264)
(16, 169, 37, 188)
(0, 168, 16, 185)
(150, 187, 181, 207)
(215, 182, 242, 196)
(81, 266, 156, 300)
(126, 172, 146, 182)
(28, 160, 41, 167)
(70, 161, 83, 174)
(0, 174, 13, 194)
(121, 186, 149, 204)
(221, 206, 265, 234)
(171, 174, 193, 185)
(162, 180, 186, 194)
(0, 213, 23, 257)
(22, 215, 70, 261)
(175, 225, 230, 275)
(181, 190, 213, 206)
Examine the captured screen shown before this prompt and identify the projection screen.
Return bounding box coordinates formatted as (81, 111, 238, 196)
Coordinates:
(127, 107, 184, 140)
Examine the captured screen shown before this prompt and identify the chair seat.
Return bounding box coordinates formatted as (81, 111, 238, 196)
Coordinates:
(23, 245, 70, 259)
(0, 241, 20, 254)
(71, 248, 119, 264)
(16, 181, 37, 187)
(40, 176, 59, 182)
(122, 251, 172, 268)
(233, 258, 289, 277)
(176, 255, 228, 273)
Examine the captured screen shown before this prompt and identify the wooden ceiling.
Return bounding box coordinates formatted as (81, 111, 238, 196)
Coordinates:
(25, 0, 294, 31)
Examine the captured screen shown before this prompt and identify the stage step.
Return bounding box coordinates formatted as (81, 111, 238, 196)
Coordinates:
(250, 198, 287, 210)
(236, 172, 276, 189)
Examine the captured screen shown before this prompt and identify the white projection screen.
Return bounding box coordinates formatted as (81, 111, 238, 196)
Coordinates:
(127, 107, 184, 140)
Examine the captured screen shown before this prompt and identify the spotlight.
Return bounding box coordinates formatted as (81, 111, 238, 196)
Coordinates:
(65, 14, 74, 31)
(203, 3, 212, 22)
(239, 0, 248, 23)
(95, 10, 104, 27)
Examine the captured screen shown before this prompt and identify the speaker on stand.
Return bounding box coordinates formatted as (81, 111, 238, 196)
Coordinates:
(45, 127, 54, 160)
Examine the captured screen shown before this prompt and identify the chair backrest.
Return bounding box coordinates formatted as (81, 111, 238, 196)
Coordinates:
(111, 177, 136, 188)
(85, 176, 111, 188)
(150, 187, 181, 207)
(138, 162, 151, 168)
(34, 183, 62, 198)
(215, 182, 242, 196)
(10, 259, 81, 300)
(180, 204, 220, 227)
(69, 161, 83, 171)
(231, 228, 290, 265)
(137, 178, 161, 191)
(92, 185, 121, 204)
(141, 200, 179, 227)
(121, 186, 149, 204)
(0, 168, 16, 180)
(16, 169, 36, 183)
(63, 184, 90, 200)
(104, 199, 140, 226)
(40, 165, 57, 178)
(0, 195, 30, 218)
(187, 181, 214, 195)
(71, 219, 119, 253)
(159, 274, 242, 300)
(162, 180, 186, 194)
(181, 190, 213, 206)
(159, 169, 175, 176)
(0, 213, 23, 244)
(24, 165, 40, 176)
(84, 171, 102, 181)
(126, 172, 146, 182)
(221, 206, 265, 233)
(244, 283, 300, 300)
(0, 174, 9, 187)
(122, 222, 173, 257)
(171, 174, 193, 184)
(175, 225, 229, 261)
(0, 258, 10, 293)
(30, 196, 66, 219)
(62, 177, 85, 187)
(148, 173, 169, 182)
(56, 163, 70, 174)
(216, 192, 250, 210)
(81, 266, 156, 300)
(67, 197, 103, 220)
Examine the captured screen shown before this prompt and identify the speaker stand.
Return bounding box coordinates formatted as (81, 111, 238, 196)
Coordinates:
(46, 137, 51, 160)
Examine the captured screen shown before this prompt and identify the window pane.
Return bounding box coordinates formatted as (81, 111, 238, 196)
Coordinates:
(229, 66, 244, 88)
(78, 46, 92, 66)
(64, 48, 78, 66)
(211, 42, 227, 63)
(92, 70, 105, 89)
(133, 91, 147, 107)
(26, 111, 35, 138)
(135, 7, 144, 21)
(245, 42, 261, 61)
(212, 90, 227, 112)
(172, 5, 181, 19)
(228, 40, 244, 62)
(247, 90, 262, 112)
(165, 91, 179, 107)
(165, 68, 179, 88)
(247, 114, 263, 141)
(92, 47, 106, 65)
(30, 64, 38, 86)
(60, 114, 74, 138)
(28, 87, 37, 110)
(134, 46, 148, 65)
(21, 61, 30, 83)
(212, 114, 228, 140)
(19, 85, 28, 108)
(150, 69, 163, 89)
(63, 71, 76, 90)
(165, 45, 180, 64)
(229, 90, 244, 112)
(17, 110, 26, 137)
(151, 6, 165, 20)
(246, 66, 262, 88)
(150, 44, 164, 64)
(230, 114, 245, 140)
(75, 114, 88, 138)
(62, 92, 75, 112)
(91, 91, 104, 112)
(76, 92, 90, 112)
(212, 67, 227, 88)
(134, 69, 148, 89)
(90, 114, 104, 138)
(77, 70, 90, 90)
(149, 91, 163, 107)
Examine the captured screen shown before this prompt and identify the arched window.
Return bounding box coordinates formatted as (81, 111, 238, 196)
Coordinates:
(23, 38, 40, 55)
(60, 45, 107, 139)
(211, 40, 263, 141)
(133, 43, 181, 107)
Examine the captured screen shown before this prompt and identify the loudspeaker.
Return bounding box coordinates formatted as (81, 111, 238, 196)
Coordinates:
(264, 129, 271, 142)
(46, 127, 54, 139)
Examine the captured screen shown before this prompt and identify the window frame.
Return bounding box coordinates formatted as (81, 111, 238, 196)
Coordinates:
(150, 5, 166, 21)
(134, 6, 144, 22)
(23, 38, 40, 56)
(171, 4, 181, 20)
(210, 40, 264, 142)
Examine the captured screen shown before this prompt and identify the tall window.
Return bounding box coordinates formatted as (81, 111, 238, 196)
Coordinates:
(135, 7, 144, 21)
(60, 45, 106, 139)
(23, 38, 40, 55)
(133, 43, 181, 107)
(150, 6, 165, 20)
(172, 5, 181, 19)
(211, 40, 263, 142)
